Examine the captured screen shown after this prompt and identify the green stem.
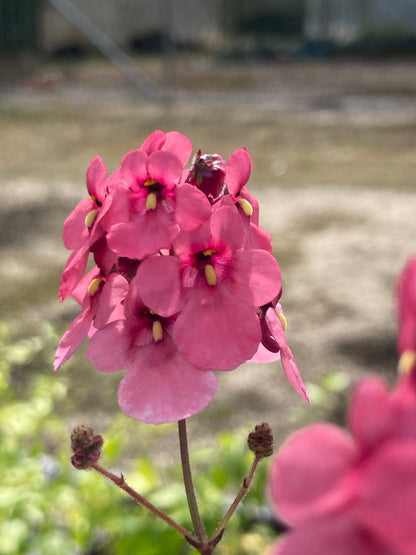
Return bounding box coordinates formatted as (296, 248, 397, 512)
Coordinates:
(211, 455, 261, 542)
(178, 419, 208, 543)
(92, 463, 198, 545)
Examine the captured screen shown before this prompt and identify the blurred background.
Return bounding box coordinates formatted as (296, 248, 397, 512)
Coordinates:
(1, 1, 416, 553)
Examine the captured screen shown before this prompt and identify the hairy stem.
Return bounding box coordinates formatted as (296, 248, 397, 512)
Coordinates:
(178, 419, 208, 543)
(211, 455, 261, 542)
(92, 463, 198, 544)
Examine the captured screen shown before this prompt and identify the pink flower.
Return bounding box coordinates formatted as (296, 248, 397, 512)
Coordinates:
(106, 149, 182, 259)
(397, 256, 416, 372)
(54, 267, 128, 370)
(59, 157, 120, 301)
(106, 132, 208, 259)
(137, 203, 281, 371)
(268, 367, 416, 555)
(85, 273, 217, 424)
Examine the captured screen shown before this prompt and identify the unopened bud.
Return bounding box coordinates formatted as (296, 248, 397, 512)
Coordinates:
(247, 423, 273, 458)
(186, 151, 226, 200)
(71, 425, 103, 470)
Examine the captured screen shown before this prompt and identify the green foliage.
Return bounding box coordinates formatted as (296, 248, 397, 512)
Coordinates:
(291, 370, 352, 427)
(0, 324, 276, 555)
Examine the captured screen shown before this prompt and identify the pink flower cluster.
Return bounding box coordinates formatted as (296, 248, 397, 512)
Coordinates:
(55, 130, 308, 424)
(268, 257, 416, 555)
(269, 370, 416, 555)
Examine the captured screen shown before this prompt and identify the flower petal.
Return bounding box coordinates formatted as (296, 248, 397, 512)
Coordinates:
(140, 129, 166, 154)
(270, 423, 357, 524)
(59, 246, 89, 302)
(54, 307, 94, 370)
(265, 308, 309, 401)
(173, 289, 261, 370)
(232, 250, 281, 306)
(347, 376, 394, 453)
(226, 147, 252, 197)
(147, 150, 183, 186)
(270, 515, 389, 555)
(118, 334, 217, 424)
(161, 131, 193, 167)
(62, 198, 91, 250)
(86, 320, 131, 371)
(86, 156, 107, 201)
(358, 441, 416, 555)
(175, 183, 211, 231)
(136, 255, 182, 317)
(120, 149, 148, 187)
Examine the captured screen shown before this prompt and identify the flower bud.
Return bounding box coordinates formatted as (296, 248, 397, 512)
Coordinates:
(247, 423, 274, 458)
(186, 150, 226, 200)
(71, 425, 103, 469)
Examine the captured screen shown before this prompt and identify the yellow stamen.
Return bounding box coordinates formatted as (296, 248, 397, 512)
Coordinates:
(237, 198, 254, 216)
(143, 178, 158, 187)
(85, 209, 99, 228)
(146, 192, 157, 210)
(202, 249, 217, 256)
(90, 195, 97, 202)
(152, 320, 163, 343)
(205, 264, 217, 286)
(87, 277, 103, 296)
(276, 311, 287, 330)
(398, 350, 416, 375)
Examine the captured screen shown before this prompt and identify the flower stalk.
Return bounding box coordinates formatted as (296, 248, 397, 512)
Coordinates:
(91, 462, 199, 545)
(178, 419, 208, 543)
(211, 454, 261, 543)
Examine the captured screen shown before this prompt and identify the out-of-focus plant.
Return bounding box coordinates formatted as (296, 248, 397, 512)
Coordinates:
(0, 323, 275, 555)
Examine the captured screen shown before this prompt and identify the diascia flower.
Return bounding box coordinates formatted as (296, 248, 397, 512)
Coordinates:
(268, 367, 416, 555)
(55, 130, 307, 423)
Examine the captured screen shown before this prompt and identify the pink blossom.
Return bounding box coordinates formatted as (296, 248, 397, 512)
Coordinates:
(268, 367, 416, 555)
(136, 203, 281, 371)
(106, 149, 182, 259)
(59, 157, 118, 301)
(86, 273, 217, 423)
(54, 268, 128, 370)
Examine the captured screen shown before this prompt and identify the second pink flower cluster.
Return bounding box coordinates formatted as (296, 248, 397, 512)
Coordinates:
(55, 130, 308, 424)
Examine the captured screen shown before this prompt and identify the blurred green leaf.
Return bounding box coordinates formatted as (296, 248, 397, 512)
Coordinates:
(0, 323, 278, 554)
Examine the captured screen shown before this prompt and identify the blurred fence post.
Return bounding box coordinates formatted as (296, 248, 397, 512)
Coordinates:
(46, 0, 162, 102)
